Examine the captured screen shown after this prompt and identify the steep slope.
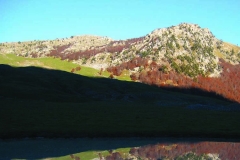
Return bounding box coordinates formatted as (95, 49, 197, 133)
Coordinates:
(108, 23, 240, 77)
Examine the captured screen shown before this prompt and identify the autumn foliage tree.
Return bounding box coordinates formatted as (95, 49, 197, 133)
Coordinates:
(108, 57, 240, 103)
(47, 37, 144, 61)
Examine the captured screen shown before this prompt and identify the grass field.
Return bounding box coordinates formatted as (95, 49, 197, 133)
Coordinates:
(48, 147, 131, 160)
(0, 53, 132, 81)
(1, 98, 239, 139)
(1, 53, 240, 159)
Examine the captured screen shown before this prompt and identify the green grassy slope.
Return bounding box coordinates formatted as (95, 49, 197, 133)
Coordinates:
(49, 148, 131, 160)
(0, 53, 132, 80)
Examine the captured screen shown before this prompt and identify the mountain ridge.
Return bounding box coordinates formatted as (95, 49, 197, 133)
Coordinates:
(1, 23, 239, 68)
(1, 23, 240, 103)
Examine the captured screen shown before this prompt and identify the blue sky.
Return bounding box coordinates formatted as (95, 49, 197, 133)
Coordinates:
(0, 0, 239, 45)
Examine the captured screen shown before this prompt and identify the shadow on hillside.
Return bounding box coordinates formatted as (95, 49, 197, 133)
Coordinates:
(1, 64, 240, 159)
(0, 64, 235, 103)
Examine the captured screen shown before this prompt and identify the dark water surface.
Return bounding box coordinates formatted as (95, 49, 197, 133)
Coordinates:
(0, 137, 239, 159)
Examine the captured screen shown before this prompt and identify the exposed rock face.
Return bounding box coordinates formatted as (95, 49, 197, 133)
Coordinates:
(0, 35, 112, 58)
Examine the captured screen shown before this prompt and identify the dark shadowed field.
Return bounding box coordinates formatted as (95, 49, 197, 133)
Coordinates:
(0, 64, 240, 140)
